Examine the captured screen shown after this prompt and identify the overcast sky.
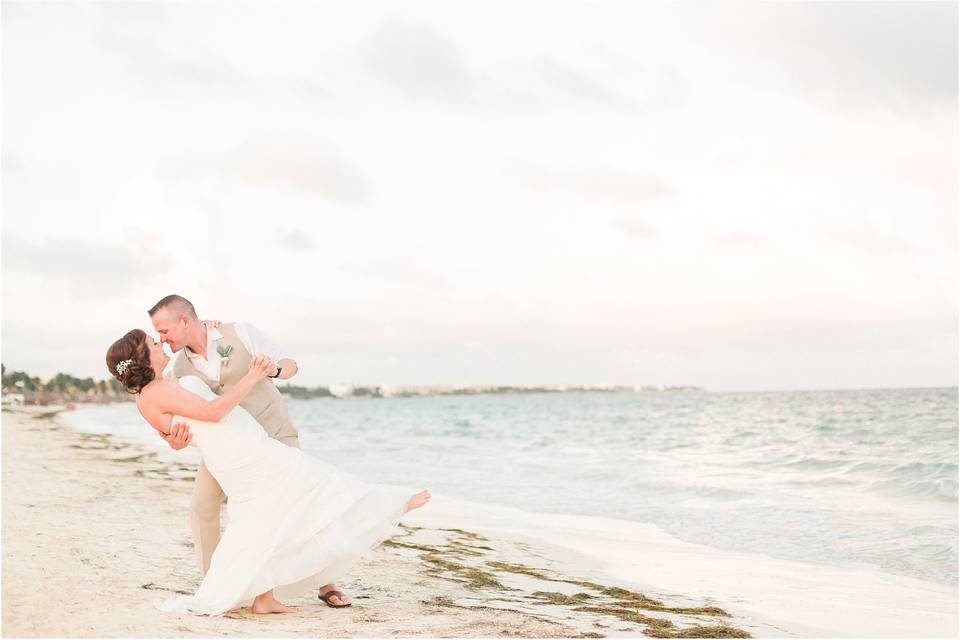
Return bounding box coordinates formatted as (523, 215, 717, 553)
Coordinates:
(2, 0, 957, 391)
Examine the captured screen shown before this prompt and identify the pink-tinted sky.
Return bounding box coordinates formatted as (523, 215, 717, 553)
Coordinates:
(2, 1, 957, 390)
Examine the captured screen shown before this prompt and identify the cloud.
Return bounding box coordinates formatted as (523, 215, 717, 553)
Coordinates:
(517, 52, 689, 114)
(352, 256, 452, 291)
(163, 132, 370, 203)
(609, 217, 659, 240)
(365, 18, 469, 100)
(1, 151, 26, 177)
(689, 1, 958, 113)
(276, 229, 318, 252)
(819, 223, 919, 257)
(2, 234, 172, 295)
(706, 230, 767, 252)
(508, 165, 678, 203)
(507, 165, 675, 240)
(363, 17, 685, 115)
(532, 58, 643, 112)
(94, 2, 255, 93)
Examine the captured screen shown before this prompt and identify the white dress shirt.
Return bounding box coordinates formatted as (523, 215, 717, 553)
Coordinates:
(168, 322, 291, 382)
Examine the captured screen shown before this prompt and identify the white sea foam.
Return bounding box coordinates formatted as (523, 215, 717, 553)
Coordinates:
(406, 496, 958, 638)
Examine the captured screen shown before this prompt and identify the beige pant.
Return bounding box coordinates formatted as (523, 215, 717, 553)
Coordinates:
(191, 432, 300, 575)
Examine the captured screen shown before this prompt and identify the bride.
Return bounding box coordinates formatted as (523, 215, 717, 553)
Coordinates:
(106, 328, 431, 616)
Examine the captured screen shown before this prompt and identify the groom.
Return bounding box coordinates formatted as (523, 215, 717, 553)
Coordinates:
(148, 294, 353, 608)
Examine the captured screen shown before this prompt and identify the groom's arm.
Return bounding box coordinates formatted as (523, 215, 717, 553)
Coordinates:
(235, 322, 298, 381)
(273, 357, 298, 380)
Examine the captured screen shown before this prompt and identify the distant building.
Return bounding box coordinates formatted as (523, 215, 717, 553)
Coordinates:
(2, 393, 25, 406)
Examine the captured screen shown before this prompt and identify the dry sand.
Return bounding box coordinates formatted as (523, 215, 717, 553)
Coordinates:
(2, 408, 754, 638)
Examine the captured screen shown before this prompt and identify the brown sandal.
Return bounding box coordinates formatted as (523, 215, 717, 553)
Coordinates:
(319, 589, 352, 608)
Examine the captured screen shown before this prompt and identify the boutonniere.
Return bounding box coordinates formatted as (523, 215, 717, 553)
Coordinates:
(216, 345, 234, 367)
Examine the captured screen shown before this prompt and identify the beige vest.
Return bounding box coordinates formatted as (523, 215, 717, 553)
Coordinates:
(173, 322, 298, 440)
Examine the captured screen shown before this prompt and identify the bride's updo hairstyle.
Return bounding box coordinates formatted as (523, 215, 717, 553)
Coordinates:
(106, 329, 155, 394)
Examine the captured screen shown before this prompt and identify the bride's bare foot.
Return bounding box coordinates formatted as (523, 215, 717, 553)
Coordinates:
(404, 489, 431, 514)
(252, 591, 296, 614)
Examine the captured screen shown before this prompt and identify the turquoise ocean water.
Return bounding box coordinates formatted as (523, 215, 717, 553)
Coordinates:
(289, 387, 958, 587)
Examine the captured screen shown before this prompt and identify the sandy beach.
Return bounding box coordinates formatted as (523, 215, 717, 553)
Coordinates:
(2, 407, 757, 638)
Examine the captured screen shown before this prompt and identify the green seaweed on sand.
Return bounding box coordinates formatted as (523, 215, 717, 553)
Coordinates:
(491, 563, 731, 616)
(490, 561, 747, 636)
(420, 553, 513, 591)
(488, 562, 633, 596)
(71, 432, 107, 443)
(382, 539, 440, 553)
(439, 527, 490, 541)
(421, 596, 605, 638)
(134, 465, 197, 482)
(566, 579, 609, 591)
(385, 529, 516, 590)
(629, 602, 730, 617)
(69, 432, 131, 451)
(388, 525, 503, 561)
(574, 605, 675, 629)
(445, 540, 488, 557)
(485, 560, 556, 581)
(383, 537, 488, 558)
(135, 468, 170, 479)
(529, 591, 595, 605)
(112, 453, 158, 464)
(421, 553, 467, 573)
(70, 443, 112, 451)
(394, 530, 749, 637)
(421, 595, 459, 607)
(601, 587, 728, 616)
(141, 582, 191, 596)
(600, 586, 664, 606)
(643, 623, 752, 638)
(574, 605, 750, 638)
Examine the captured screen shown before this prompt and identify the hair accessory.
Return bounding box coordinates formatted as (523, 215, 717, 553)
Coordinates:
(115, 359, 133, 376)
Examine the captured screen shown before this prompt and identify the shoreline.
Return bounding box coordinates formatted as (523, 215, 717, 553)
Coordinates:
(0, 384, 706, 407)
(2, 407, 756, 638)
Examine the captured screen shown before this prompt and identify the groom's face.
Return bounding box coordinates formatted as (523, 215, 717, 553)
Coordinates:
(151, 307, 189, 352)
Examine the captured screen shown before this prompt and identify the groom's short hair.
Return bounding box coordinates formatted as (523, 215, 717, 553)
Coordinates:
(148, 294, 198, 319)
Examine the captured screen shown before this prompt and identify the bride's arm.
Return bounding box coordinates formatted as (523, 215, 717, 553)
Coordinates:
(142, 355, 274, 422)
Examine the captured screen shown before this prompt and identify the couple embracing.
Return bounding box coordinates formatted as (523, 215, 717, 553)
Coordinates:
(105, 294, 430, 616)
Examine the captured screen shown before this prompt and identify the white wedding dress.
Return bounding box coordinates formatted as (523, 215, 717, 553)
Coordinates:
(155, 376, 412, 616)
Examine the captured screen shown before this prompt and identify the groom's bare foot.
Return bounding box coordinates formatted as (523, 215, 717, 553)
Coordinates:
(252, 592, 296, 614)
(404, 489, 431, 514)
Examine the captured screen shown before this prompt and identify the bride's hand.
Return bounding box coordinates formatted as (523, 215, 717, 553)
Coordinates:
(162, 422, 192, 450)
(202, 319, 221, 328)
(247, 355, 274, 381)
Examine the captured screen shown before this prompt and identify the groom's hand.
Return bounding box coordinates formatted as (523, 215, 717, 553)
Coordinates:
(162, 422, 192, 450)
(248, 355, 275, 381)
